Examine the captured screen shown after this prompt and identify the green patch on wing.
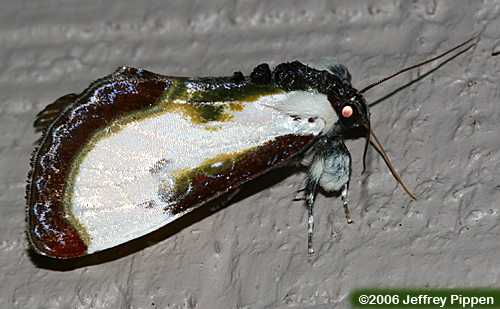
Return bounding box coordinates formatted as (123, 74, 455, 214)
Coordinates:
(188, 83, 282, 103)
(159, 79, 282, 124)
(168, 148, 254, 200)
(162, 101, 244, 124)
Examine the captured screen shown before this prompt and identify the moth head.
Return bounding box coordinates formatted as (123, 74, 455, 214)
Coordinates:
(328, 88, 371, 168)
(328, 91, 370, 133)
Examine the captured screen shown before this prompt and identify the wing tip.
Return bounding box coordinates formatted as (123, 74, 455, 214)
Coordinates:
(27, 211, 89, 259)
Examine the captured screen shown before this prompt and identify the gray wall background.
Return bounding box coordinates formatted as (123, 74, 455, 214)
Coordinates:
(1, 1, 499, 308)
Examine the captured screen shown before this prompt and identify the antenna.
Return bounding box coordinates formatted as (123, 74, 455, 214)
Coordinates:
(359, 36, 478, 94)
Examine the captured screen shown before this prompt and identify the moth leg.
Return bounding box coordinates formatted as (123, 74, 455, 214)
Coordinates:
(292, 186, 306, 202)
(341, 183, 353, 224)
(304, 177, 319, 255)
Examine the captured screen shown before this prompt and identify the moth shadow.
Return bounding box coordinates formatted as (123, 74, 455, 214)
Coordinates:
(28, 165, 299, 271)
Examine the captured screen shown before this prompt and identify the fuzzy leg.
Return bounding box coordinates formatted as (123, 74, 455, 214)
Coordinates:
(341, 183, 353, 224)
(304, 178, 319, 255)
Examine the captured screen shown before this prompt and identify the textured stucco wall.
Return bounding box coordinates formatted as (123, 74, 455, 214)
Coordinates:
(1, 1, 499, 308)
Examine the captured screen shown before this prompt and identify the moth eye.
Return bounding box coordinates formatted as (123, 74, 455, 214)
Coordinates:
(341, 105, 353, 118)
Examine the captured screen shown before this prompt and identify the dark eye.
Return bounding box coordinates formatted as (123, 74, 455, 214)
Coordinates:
(341, 105, 354, 118)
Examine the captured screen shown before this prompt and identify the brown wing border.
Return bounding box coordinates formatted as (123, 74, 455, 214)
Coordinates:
(27, 67, 171, 258)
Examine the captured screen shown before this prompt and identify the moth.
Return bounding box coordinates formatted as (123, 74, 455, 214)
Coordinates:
(26, 37, 476, 259)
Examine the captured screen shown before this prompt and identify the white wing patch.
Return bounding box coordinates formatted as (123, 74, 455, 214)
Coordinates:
(263, 90, 338, 131)
(69, 91, 335, 253)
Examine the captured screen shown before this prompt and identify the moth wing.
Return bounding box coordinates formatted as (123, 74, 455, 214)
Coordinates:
(27, 68, 336, 258)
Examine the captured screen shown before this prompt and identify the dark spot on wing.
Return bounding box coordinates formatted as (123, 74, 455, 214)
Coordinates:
(138, 200, 157, 209)
(149, 159, 170, 175)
